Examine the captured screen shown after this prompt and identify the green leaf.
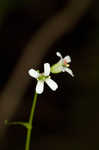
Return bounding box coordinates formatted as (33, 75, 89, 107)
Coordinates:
(4, 120, 32, 129)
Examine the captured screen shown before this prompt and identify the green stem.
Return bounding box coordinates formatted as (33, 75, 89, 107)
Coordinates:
(25, 92, 38, 150)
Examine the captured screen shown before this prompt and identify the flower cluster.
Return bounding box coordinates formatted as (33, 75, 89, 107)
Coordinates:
(28, 52, 74, 94)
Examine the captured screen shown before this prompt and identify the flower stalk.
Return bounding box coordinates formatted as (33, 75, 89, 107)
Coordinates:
(25, 92, 38, 150)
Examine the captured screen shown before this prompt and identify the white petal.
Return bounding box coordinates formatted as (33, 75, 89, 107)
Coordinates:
(64, 68, 74, 77)
(28, 69, 39, 79)
(64, 56, 71, 63)
(36, 81, 44, 94)
(45, 78, 58, 91)
(44, 63, 50, 76)
(56, 52, 62, 59)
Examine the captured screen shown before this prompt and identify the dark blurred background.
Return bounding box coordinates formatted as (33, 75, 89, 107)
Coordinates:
(0, 0, 98, 150)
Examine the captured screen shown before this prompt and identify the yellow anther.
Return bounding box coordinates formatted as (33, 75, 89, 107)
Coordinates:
(66, 64, 70, 67)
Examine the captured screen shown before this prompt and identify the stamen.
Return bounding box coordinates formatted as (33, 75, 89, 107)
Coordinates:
(63, 60, 70, 67)
(66, 64, 70, 67)
(64, 60, 67, 65)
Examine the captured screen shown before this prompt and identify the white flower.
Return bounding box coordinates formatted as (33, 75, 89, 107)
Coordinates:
(51, 52, 74, 77)
(28, 63, 58, 94)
